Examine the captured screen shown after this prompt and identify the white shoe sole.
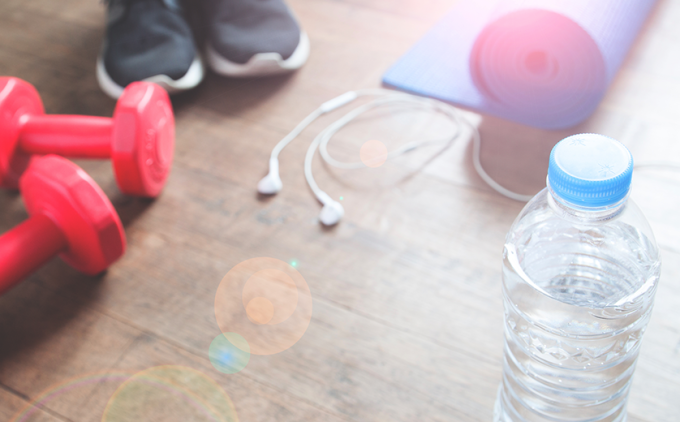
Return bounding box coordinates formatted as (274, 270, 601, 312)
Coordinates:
(206, 32, 310, 77)
(96, 55, 205, 99)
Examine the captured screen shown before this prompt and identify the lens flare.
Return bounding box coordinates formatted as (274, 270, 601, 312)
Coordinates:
(102, 366, 238, 422)
(215, 257, 312, 355)
(360, 140, 388, 168)
(10, 372, 134, 422)
(209, 333, 251, 374)
(246, 297, 275, 324)
(10, 367, 237, 422)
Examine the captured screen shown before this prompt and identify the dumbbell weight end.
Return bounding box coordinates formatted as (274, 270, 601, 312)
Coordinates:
(0, 155, 126, 297)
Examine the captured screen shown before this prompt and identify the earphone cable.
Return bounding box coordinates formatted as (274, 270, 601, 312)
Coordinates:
(262, 89, 544, 225)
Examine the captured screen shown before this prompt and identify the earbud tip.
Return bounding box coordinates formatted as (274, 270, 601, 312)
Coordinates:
(319, 201, 344, 226)
(257, 173, 283, 195)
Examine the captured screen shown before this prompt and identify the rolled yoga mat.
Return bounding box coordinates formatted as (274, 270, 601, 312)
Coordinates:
(383, 0, 658, 129)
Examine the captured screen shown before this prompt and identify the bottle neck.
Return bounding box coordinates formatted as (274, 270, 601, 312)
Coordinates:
(547, 184, 628, 223)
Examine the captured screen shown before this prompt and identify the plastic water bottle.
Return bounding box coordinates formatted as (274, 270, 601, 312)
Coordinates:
(494, 134, 661, 422)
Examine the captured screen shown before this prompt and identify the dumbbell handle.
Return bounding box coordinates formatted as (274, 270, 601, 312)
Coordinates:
(0, 213, 68, 295)
(18, 114, 113, 158)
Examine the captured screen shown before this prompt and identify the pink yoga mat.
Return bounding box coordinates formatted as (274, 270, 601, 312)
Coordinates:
(383, 0, 658, 129)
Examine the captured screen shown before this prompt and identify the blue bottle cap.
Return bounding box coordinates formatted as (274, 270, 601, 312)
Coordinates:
(548, 134, 633, 207)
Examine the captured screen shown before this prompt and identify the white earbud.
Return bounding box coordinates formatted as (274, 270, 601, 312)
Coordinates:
(317, 192, 344, 226)
(257, 158, 283, 195)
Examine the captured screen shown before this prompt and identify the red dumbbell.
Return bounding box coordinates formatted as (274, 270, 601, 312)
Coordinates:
(0, 155, 126, 296)
(0, 77, 174, 197)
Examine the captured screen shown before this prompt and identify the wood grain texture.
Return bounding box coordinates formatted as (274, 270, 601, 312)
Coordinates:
(1, 0, 679, 421)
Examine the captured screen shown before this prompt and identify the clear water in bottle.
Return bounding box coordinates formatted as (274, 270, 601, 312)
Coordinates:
(494, 134, 661, 422)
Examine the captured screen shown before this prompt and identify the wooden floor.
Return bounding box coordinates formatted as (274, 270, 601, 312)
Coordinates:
(1, 0, 680, 421)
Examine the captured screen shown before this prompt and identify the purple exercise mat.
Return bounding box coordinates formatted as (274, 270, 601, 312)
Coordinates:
(382, 0, 657, 129)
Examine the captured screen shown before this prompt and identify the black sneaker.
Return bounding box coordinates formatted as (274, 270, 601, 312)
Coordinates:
(97, 0, 204, 98)
(202, 0, 309, 77)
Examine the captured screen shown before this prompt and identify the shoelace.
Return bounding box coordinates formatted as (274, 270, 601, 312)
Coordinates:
(103, 0, 182, 11)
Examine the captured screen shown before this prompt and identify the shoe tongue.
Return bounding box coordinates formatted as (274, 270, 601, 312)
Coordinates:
(106, 0, 181, 8)
(161, 0, 182, 11)
(106, 0, 128, 25)
(106, 0, 182, 25)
